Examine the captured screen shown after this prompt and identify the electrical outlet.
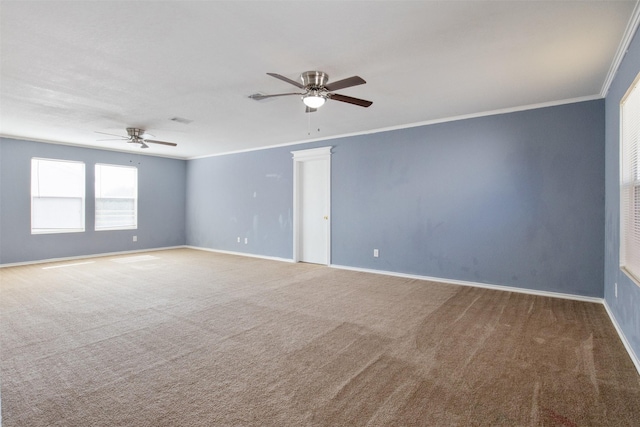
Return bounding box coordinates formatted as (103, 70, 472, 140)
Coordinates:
(373, 249, 379, 258)
(244, 237, 248, 244)
(133, 236, 137, 242)
(237, 237, 240, 243)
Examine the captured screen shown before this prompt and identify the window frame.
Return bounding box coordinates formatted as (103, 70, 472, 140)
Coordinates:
(94, 163, 138, 231)
(31, 157, 86, 235)
(620, 71, 640, 288)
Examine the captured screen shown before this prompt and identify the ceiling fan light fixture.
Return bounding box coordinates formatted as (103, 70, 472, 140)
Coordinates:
(302, 91, 326, 109)
(257, 71, 372, 111)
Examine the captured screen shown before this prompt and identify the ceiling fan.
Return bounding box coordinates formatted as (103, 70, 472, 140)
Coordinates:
(249, 71, 373, 112)
(95, 128, 177, 149)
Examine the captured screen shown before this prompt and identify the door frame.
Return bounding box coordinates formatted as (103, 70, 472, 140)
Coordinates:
(291, 146, 332, 264)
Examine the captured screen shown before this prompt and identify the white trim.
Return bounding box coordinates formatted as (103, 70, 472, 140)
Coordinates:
(0, 244, 296, 267)
(0, 135, 185, 160)
(184, 245, 294, 263)
(601, 0, 640, 97)
(308, 95, 603, 144)
(603, 299, 640, 376)
(619, 71, 640, 288)
(331, 263, 640, 376)
(330, 263, 603, 304)
(0, 245, 186, 268)
(187, 95, 602, 160)
(3, 93, 602, 163)
(291, 146, 332, 160)
(291, 146, 332, 265)
(3, 245, 637, 376)
(3, 93, 603, 162)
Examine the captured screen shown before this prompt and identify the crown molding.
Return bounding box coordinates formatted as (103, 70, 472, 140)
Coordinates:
(601, 0, 640, 97)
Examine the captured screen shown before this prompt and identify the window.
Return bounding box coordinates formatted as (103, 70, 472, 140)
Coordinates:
(31, 158, 85, 234)
(95, 164, 138, 230)
(621, 71, 640, 287)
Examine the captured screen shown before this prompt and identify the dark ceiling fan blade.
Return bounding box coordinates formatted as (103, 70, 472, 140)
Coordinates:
(266, 73, 304, 89)
(305, 106, 317, 113)
(145, 139, 177, 147)
(95, 131, 127, 138)
(324, 76, 366, 92)
(249, 92, 304, 101)
(329, 93, 373, 107)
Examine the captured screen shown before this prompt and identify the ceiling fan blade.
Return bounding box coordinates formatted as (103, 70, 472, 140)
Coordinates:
(305, 106, 317, 113)
(266, 73, 304, 89)
(324, 76, 366, 92)
(329, 93, 373, 107)
(249, 92, 303, 101)
(140, 142, 149, 149)
(145, 139, 177, 147)
(95, 131, 127, 138)
(97, 138, 128, 141)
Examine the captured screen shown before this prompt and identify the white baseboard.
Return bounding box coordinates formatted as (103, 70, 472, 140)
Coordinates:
(603, 300, 640, 376)
(330, 263, 603, 303)
(184, 245, 295, 264)
(3, 247, 637, 377)
(0, 246, 187, 268)
(331, 263, 640, 376)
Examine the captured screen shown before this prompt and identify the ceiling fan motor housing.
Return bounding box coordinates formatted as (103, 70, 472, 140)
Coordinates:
(95, 128, 177, 148)
(301, 71, 328, 90)
(126, 128, 146, 139)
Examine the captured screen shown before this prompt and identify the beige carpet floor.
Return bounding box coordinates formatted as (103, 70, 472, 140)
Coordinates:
(1, 248, 639, 426)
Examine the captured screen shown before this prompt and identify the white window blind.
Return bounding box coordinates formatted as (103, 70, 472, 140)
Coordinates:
(31, 158, 85, 234)
(620, 71, 640, 286)
(95, 164, 138, 230)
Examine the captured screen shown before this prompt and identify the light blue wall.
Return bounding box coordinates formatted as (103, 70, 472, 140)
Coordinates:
(1, 95, 607, 301)
(0, 138, 186, 264)
(332, 102, 604, 297)
(186, 148, 294, 258)
(186, 100, 605, 297)
(605, 28, 640, 363)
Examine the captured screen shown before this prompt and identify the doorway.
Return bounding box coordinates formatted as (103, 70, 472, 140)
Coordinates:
(292, 147, 331, 264)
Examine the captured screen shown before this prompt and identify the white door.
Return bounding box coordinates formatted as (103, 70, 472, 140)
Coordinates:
(292, 147, 331, 265)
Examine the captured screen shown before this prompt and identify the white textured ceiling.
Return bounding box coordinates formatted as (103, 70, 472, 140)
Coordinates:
(1, 1, 638, 159)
